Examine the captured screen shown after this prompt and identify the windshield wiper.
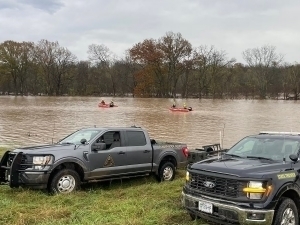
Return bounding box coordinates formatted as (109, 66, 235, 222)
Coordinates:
(60, 142, 74, 145)
(224, 154, 243, 158)
(247, 156, 273, 161)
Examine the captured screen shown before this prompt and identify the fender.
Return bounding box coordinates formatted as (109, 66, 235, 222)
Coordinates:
(51, 157, 89, 173)
(155, 150, 179, 174)
(157, 150, 179, 164)
(272, 182, 300, 205)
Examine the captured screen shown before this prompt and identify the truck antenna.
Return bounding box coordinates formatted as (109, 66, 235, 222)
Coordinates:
(218, 131, 221, 159)
(222, 123, 225, 149)
(52, 121, 55, 145)
(283, 133, 286, 165)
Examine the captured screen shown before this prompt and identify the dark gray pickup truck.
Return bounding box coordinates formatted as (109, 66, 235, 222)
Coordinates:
(0, 126, 188, 194)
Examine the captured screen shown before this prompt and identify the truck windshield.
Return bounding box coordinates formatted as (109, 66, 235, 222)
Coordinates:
(226, 137, 300, 161)
(59, 129, 102, 145)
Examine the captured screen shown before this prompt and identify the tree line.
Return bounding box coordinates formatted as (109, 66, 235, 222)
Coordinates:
(0, 31, 299, 99)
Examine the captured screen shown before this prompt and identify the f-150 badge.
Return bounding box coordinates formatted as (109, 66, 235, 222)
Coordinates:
(104, 155, 115, 167)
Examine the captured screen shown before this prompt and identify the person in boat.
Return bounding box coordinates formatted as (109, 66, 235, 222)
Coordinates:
(100, 99, 105, 105)
(183, 102, 187, 109)
(172, 100, 176, 108)
(109, 101, 114, 107)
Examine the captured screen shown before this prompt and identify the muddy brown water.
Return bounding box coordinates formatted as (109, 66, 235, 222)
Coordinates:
(1, 96, 300, 150)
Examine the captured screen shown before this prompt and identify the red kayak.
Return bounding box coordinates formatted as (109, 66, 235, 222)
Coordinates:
(98, 103, 118, 108)
(169, 107, 192, 112)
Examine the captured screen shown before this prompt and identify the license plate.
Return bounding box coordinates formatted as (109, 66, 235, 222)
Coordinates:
(198, 201, 213, 214)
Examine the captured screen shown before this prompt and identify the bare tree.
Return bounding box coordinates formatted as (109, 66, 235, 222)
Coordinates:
(192, 46, 214, 98)
(282, 63, 300, 100)
(74, 61, 90, 95)
(193, 46, 234, 98)
(35, 40, 77, 95)
(87, 44, 118, 96)
(242, 45, 283, 98)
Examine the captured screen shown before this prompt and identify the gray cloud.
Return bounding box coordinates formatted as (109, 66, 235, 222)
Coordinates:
(18, 0, 64, 13)
(0, 0, 299, 63)
(0, 0, 64, 13)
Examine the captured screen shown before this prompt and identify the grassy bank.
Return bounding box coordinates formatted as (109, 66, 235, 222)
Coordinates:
(0, 148, 7, 157)
(0, 148, 204, 225)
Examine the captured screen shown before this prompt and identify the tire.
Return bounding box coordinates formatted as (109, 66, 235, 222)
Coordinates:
(273, 197, 298, 225)
(157, 161, 175, 182)
(49, 169, 81, 194)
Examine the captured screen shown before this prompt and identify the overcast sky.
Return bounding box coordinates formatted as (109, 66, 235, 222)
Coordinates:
(1, 0, 300, 63)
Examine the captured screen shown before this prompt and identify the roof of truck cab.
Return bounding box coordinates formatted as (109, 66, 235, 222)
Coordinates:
(247, 134, 300, 140)
(80, 127, 144, 131)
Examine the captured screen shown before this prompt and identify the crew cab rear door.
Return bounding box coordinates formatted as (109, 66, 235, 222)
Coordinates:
(87, 130, 129, 178)
(123, 130, 152, 173)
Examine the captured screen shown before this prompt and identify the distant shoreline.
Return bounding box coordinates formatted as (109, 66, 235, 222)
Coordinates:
(0, 93, 297, 100)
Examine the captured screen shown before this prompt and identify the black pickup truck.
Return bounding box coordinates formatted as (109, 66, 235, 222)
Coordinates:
(182, 131, 300, 225)
(0, 126, 188, 194)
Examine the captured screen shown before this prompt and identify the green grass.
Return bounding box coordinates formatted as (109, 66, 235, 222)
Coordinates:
(0, 148, 8, 157)
(0, 148, 205, 225)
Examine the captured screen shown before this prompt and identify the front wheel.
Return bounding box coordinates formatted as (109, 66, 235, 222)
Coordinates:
(49, 169, 80, 194)
(157, 162, 175, 181)
(273, 197, 298, 225)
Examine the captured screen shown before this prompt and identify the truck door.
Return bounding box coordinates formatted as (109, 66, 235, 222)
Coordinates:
(124, 130, 153, 173)
(87, 130, 128, 178)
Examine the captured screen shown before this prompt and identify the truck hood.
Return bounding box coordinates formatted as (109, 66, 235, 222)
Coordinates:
(191, 156, 290, 178)
(12, 144, 78, 154)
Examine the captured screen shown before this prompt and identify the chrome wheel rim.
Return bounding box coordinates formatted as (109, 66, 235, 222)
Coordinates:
(57, 175, 76, 193)
(163, 166, 173, 180)
(281, 207, 295, 225)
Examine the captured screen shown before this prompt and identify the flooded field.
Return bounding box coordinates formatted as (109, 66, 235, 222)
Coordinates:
(1, 96, 300, 149)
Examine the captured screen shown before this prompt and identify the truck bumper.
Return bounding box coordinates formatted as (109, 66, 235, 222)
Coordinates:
(182, 191, 274, 225)
(0, 151, 51, 190)
(18, 172, 50, 189)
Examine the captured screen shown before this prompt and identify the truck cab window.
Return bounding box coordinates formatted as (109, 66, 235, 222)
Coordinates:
(126, 131, 146, 146)
(95, 131, 121, 150)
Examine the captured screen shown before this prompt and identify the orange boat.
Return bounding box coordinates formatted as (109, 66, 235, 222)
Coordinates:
(169, 107, 192, 112)
(98, 103, 118, 108)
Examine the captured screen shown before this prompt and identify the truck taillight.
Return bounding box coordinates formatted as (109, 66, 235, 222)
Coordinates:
(182, 147, 189, 158)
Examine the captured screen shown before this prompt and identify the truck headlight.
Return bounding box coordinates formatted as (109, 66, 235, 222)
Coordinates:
(243, 181, 266, 199)
(33, 156, 53, 170)
(186, 171, 190, 182)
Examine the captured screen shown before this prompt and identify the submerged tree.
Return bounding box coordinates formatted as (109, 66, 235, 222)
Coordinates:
(158, 32, 192, 97)
(87, 44, 119, 96)
(34, 40, 77, 95)
(242, 45, 283, 99)
(129, 39, 165, 97)
(0, 40, 34, 95)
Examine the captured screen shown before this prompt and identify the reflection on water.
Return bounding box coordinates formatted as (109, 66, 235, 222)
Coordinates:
(1, 96, 300, 150)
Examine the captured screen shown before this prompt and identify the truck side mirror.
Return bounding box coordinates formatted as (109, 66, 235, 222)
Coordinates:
(289, 154, 298, 162)
(91, 143, 106, 151)
(80, 138, 87, 145)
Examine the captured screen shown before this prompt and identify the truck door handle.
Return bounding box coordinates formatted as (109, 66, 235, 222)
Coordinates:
(83, 151, 88, 161)
(143, 150, 150, 153)
(118, 151, 125, 155)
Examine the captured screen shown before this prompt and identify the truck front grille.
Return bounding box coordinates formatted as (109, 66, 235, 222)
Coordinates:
(189, 172, 246, 198)
(7, 153, 31, 170)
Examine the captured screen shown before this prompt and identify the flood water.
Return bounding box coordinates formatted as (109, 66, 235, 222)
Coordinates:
(1, 96, 300, 150)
